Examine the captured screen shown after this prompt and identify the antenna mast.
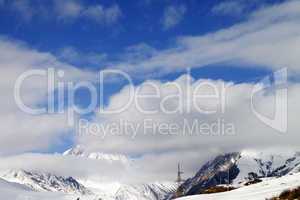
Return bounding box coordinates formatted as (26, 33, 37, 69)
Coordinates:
(176, 163, 184, 185)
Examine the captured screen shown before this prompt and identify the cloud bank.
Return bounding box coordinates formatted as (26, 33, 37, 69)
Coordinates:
(0, 36, 96, 155)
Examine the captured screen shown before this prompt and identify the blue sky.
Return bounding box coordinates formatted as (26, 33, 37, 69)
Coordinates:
(0, 0, 283, 76)
(1, 0, 299, 156)
(1, 0, 238, 53)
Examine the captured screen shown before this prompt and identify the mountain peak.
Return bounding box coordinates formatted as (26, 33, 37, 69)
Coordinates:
(63, 145, 131, 165)
(0, 169, 91, 195)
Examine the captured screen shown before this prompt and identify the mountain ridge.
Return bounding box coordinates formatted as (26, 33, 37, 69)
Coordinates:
(170, 150, 300, 199)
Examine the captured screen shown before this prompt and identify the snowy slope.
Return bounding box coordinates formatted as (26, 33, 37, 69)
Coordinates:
(172, 150, 300, 198)
(233, 150, 300, 184)
(0, 178, 34, 200)
(0, 170, 91, 195)
(0, 179, 101, 200)
(177, 172, 300, 200)
(0, 177, 113, 200)
(76, 179, 176, 200)
(0, 145, 176, 200)
(0, 178, 57, 200)
(115, 182, 177, 200)
(0, 177, 33, 199)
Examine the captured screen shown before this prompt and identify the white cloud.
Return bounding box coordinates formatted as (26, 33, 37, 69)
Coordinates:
(54, 0, 83, 20)
(74, 74, 300, 158)
(212, 1, 246, 16)
(123, 43, 158, 62)
(111, 0, 300, 76)
(57, 46, 107, 66)
(0, 0, 122, 25)
(211, 0, 264, 16)
(162, 4, 187, 30)
(0, 37, 96, 155)
(83, 4, 122, 24)
(0, 153, 128, 182)
(54, 0, 122, 24)
(0, 149, 215, 183)
(25, 71, 292, 182)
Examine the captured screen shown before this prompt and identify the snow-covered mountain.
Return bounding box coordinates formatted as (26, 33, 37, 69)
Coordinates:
(0, 177, 175, 200)
(0, 146, 176, 200)
(1, 149, 300, 200)
(0, 177, 34, 200)
(234, 150, 300, 183)
(0, 177, 32, 192)
(177, 172, 300, 200)
(0, 176, 96, 200)
(0, 170, 91, 195)
(171, 150, 300, 198)
(75, 178, 176, 200)
(63, 145, 132, 165)
(115, 183, 177, 200)
(62, 146, 176, 200)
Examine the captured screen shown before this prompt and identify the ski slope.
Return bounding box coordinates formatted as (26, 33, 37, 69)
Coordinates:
(177, 172, 300, 200)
